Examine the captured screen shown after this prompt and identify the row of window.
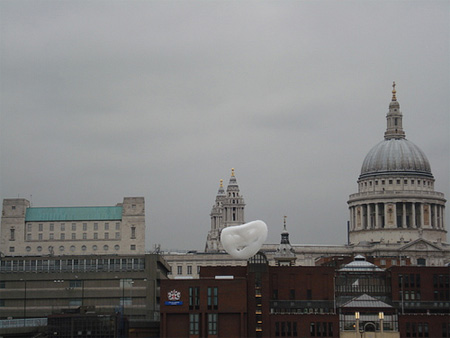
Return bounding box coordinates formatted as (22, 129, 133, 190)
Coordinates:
(188, 286, 218, 310)
(405, 322, 429, 337)
(433, 274, 450, 289)
(0, 257, 145, 273)
(0, 296, 134, 308)
(9, 227, 136, 242)
(399, 274, 421, 288)
(8, 244, 136, 254)
(27, 222, 121, 232)
(176, 265, 200, 275)
(275, 321, 298, 336)
(26, 232, 121, 241)
(189, 313, 217, 335)
(361, 178, 432, 188)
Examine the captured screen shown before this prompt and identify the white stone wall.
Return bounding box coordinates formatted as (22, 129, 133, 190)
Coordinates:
(0, 197, 145, 256)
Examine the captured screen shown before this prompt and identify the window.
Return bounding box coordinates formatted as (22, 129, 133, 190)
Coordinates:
(50, 233, 54, 240)
(27, 223, 32, 231)
(38, 233, 43, 240)
(115, 222, 120, 230)
(115, 232, 120, 239)
(130, 245, 136, 251)
(69, 299, 82, 307)
(39, 224, 43, 231)
(9, 228, 15, 241)
(131, 226, 136, 239)
(189, 314, 199, 335)
(70, 280, 82, 288)
(81, 245, 87, 251)
(189, 286, 200, 310)
(26, 246, 31, 252)
(59, 246, 65, 252)
(187, 265, 192, 275)
(94, 233, 98, 239)
(104, 223, 109, 230)
(94, 223, 98, 230)
(50, 223, 54, 231)
(27, 233, 32, 241)
(92, 245, 97, 251)
(177, 266, 183, 275)
(61, 223, 65, 231)
(0, 281, 5, 289)
(9, 247, 15, 253)
(83, 233, 87, 240)
(71, 233, 76, 240)
(103, 245, 109, 251)
(114, 245, 120, 251)
(104, 232, 109, 239)
(208, 287, 218, 309)
(61, 233, 65, 240)
(290, 289, 295, 300)
(208, 313, 218, 335)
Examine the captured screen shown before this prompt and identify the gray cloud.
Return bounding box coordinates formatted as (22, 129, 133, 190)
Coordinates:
(1, 1, 448, 251)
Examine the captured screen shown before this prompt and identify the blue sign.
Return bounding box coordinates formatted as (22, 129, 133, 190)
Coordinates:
(165, 301, 183, 306)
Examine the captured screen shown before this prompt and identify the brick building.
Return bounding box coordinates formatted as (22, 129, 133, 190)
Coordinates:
(160, 253, 449, 338)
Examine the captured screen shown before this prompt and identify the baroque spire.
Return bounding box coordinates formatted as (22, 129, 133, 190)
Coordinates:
(384, 81, 405, 140)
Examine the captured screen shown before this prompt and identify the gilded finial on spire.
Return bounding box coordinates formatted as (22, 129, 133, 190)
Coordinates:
(283, 216, 287, 230)
(231, 168, 235, 177)
(392, 81, 397, 101)
(220, 179, 223, 188)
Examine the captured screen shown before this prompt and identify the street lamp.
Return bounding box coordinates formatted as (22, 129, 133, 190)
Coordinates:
(379, 312, 384, 333)
(355, 312, 360, 335)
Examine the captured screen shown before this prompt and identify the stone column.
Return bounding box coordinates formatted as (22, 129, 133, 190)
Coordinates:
(403, 203, 407, 228)
(375, 203, 379, 229)
(367, 204, 371, 229)
(433, 204, 438, 229)
(412, 202, 416, 228)
(419, 204, 424, 228)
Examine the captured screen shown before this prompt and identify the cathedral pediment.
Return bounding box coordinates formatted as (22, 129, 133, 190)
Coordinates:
(399, 239, 443, 252)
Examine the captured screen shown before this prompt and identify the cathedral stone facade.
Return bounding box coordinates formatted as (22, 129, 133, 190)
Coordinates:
(205, 168, 246, 252)
(164, 84, 448, 276)
(347, 83, 446, 245)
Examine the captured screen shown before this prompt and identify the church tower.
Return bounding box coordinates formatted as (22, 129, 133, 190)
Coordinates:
(347, 83, 447, 246)
(274, 216, 296, 266)
(205, 168, 246, 252)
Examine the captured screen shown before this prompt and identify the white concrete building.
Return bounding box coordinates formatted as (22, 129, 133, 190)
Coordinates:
(1, 197, 145, 256)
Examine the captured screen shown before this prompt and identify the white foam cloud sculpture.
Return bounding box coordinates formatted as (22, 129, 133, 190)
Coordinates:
(220, 220, 268, 259)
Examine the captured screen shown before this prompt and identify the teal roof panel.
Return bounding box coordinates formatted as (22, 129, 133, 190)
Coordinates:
(25, 206, 123, 222)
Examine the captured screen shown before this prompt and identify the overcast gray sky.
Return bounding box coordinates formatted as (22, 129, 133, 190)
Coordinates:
(1, 1, 449, 252)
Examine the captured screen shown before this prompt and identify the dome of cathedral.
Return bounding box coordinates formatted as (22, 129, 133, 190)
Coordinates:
(359, 82, 433, 180)
(359, 138, 432, 179)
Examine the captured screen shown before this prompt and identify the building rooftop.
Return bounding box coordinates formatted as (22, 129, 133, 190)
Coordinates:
(25, 206, 123, 222)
